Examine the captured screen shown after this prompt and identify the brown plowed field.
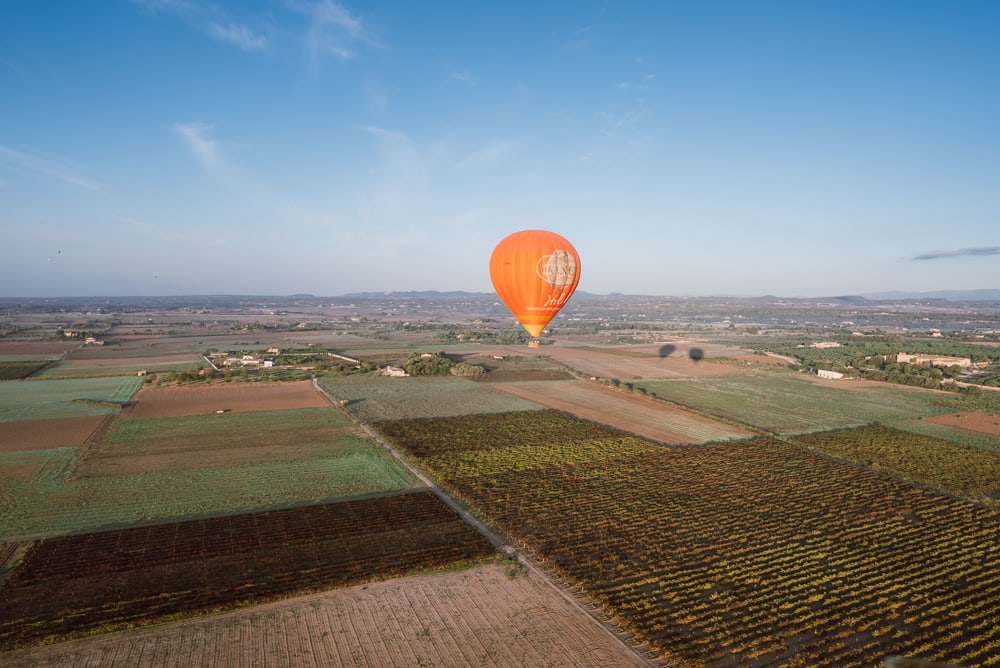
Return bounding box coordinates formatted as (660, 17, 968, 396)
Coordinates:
(0, 416, 108, 451)
(0, 564, 651, 668)
(493, 380, 752, 444)
(0, 342, 77, 356)
(124, 381, 330, 418)
(924, 411, 1000, 436)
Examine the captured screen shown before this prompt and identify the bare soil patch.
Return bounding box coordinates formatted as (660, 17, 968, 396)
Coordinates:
(124, 381, 329, 418)
(924, 411, 1000, 436)
(0, 342, 77, 356)
(0, 563, 650, 668)
(0, 416, 108, 452)
(493, 380, 752, 444)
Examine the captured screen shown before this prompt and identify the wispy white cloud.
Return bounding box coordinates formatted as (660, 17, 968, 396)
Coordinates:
(132, 0, 197, 14)
(358, 125, 422, 173)
(133, 0, 268, 52)
(209, 22, 268, 51)
(0, 145, 107, 193)
(914, 246, 999, 260)
(359, 125, 411, 145)
(303, 0, 375, 68)
(173, 122, 223, 170)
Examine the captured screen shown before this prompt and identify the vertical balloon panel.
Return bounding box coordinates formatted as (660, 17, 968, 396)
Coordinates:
(489, 230, 581, 337)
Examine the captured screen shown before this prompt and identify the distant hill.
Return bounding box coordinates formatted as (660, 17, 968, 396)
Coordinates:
(860, 289, 1000, 302)
(338, 289, 1000, 303)
(340, 290, 493, 300)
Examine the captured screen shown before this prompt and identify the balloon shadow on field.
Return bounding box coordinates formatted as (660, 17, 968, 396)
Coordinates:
(659, 344, 704, 361)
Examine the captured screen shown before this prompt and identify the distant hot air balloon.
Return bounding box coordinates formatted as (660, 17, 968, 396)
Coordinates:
(489, 229, 581, 338)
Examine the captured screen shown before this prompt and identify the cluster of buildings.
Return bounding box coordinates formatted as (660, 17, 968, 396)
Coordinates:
(895, 353, 972, 368)
(204, 347, 282, 371)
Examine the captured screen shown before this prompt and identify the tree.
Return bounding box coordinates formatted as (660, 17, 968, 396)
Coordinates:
(403, 352, 453, 376)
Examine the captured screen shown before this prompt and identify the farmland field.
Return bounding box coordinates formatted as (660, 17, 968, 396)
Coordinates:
(318, 374, 543, 421)
(542, 340, 754, 379)
(0, 342, 78, 356)
(0, 377, 145, 422)
(1, 406, 421, 542)
(0, 563, 649, 668)
(793, 424, 1000, 501)
(636, 375, 958, 434)
(493, 379, 752, 444)
(0, 361, 51, 380)
(378, 410, 1000, 667)
(887, 416, 1000, 454)
(0, 491, 496, 651)
(0, 416, 108, 451)
(124, 380, 331, 417)
(33, 353, 203, 379)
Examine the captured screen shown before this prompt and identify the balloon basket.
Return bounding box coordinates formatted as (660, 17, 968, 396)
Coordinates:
(528, 340, 540, 349)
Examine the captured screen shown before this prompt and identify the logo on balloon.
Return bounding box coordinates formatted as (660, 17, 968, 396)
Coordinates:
(536, 250, 577, 290)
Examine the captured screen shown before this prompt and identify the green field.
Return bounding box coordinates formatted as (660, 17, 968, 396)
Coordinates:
(105, 406, 353, 447)
(0, 376, 145, 422)
(0, 361, 50, 381)
(0, 407, 420, 541)
(32, 360, 200, 380)
(318, 374, 543, 421)
(637, 375, 957, 434)
(1, 436, 419, 542)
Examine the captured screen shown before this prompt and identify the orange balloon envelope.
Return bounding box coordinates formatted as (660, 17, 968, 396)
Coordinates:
(489, 230, 581, 337)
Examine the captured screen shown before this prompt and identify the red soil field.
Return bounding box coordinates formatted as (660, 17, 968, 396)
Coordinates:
(124, 380, 330, 418)
(0, 416, 108, 451)
(924, 411, 1000, 436)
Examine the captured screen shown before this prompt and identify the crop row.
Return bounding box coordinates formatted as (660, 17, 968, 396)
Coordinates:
(0, 491, 496, 650)
(374, 409, 632, 456)
(380, 411, 1000, 667)
(0, 361, 49, 380)
(794, 424, 1000, 499)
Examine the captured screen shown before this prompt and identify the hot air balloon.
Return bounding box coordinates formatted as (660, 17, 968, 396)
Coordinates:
(489, 229, 581, 338)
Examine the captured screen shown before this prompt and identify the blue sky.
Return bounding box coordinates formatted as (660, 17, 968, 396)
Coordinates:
(2, 1, 998, 298)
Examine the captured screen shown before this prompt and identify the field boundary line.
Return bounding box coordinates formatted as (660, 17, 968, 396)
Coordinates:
(67, 413, 118, 480)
